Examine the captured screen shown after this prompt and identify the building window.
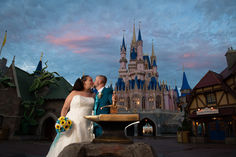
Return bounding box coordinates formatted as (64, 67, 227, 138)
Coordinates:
(156, 95, 161, 108)
(127, 97, 130, 109)
(206, 93, 216, 104)
(119, 97, 125, 106)
(142, 97, 146, 109)
(148, 97, 154, 107)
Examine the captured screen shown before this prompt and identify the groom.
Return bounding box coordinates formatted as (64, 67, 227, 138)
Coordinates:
(93, 75, 113, 137)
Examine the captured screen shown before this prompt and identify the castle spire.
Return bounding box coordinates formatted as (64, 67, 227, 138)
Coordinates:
(121, 30, 126, 51)
(35, 52, 43, 73)
(138, 21, 142, 41)
(180, 70, 191, 91)
(132, 20, 136, 45)
(151, 40, 157, 67)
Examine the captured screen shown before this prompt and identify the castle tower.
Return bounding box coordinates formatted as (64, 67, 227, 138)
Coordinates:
(180, 65, 191, 96)
(119, 34, 128, 79)
(136, 23, 144, 79)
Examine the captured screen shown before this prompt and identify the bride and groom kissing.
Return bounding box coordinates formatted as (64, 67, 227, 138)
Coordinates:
(47, 75, 116, 157)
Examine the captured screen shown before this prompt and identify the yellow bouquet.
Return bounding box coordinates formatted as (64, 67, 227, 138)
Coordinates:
(51, 116, 73, 147)
(55, 116, 72, 133)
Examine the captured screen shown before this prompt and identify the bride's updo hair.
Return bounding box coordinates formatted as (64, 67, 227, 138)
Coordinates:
(72, 75, 90, 91)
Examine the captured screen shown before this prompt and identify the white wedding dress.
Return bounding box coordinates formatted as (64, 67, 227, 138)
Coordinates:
(46, 95, 95, 157)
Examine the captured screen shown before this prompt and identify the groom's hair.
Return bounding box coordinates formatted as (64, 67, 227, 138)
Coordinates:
(98, 75, 107, 85)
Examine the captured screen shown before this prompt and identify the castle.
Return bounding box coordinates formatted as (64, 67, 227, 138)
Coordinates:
(115, 23, 180, 112)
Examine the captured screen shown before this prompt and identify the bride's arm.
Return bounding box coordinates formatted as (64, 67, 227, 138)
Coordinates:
(61, 92, 73, 117)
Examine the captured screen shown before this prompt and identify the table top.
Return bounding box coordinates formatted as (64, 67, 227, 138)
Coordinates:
(84, 114, 139, 122)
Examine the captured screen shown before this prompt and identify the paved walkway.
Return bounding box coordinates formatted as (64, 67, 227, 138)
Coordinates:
(0, 137, 235, 157)
(134, 137, 236, 157)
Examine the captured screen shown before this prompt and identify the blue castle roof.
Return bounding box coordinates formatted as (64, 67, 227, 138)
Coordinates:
(35, 60, 42, 73)
(143, 55, 151, 69)
(138, 28, 142, 41)
(116, 78, 125, 91)
(121, 36, 126, 51)
(148, 77, 157, 90)
(153, 59, 157, 67)
(174, 85, 180, 98)
(181, 72, 191, 91)
(130, 47, 137, 60)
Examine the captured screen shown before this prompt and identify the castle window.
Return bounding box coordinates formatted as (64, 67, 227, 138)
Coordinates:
(206, 93, 216, 104)
(148, 97, 154, 106)
(156, 95, 161, 108)
(127, 97, 130, 109)
(142, 97, 146, 109)
(119, 97, 125, 106)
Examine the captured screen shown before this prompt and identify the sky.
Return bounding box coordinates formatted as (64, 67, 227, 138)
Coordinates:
(0, 0, 235, 89)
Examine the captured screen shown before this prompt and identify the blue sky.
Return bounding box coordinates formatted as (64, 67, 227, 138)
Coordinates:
(0, 0, 235, 89)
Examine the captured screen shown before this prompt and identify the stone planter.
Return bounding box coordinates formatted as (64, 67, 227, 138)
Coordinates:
(225, 137, 236, 144)
(190, 136, 206, 144)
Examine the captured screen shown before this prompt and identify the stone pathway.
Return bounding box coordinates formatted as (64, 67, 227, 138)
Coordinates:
(0, 136, 235, 157)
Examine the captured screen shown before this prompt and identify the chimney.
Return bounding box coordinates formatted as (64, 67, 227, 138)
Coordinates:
(225, 47, 236, 69)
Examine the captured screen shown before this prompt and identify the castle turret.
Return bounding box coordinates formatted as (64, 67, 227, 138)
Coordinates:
(136, 23, 143, 61)
(150, 40, 157, 66)
(119, 35, 128, 79)
(130, 23, 137, 61)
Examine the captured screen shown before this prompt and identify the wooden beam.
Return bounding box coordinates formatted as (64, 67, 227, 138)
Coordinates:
(217, 92, 225, 106)
(226, 92, 229, 105)
(196, 95, 199, 108)
(197, 95, 207, 107)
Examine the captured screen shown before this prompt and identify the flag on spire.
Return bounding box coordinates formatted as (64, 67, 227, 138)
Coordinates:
(0, 30, 7, 56)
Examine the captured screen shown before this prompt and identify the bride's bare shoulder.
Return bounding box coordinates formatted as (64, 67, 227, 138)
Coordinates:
(69, 90, 81, 97)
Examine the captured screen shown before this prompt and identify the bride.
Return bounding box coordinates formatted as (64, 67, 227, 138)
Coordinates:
(46, 75, 95, 157)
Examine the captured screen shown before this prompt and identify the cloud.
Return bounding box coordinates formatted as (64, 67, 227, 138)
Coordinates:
(0, 0, 235, 89)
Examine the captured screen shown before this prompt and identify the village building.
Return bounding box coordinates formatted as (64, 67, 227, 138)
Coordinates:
(0, 56, 72, 140)
(187, 47, 236, 144)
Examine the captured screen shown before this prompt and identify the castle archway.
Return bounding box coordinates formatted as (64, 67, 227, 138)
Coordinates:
(38, 112, 57, 141)
(138, 118, 156, 136)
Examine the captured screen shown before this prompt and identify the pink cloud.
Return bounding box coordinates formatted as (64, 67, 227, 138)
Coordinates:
(184, 61, 210, 69)
(105, 34, 111, 39)
(73, 48, 90, 53)
(45, 34, 93, 53)
(183, 52, 196, 58)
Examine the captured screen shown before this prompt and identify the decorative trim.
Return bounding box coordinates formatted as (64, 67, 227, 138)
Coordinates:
(11, 64, 21, 98)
